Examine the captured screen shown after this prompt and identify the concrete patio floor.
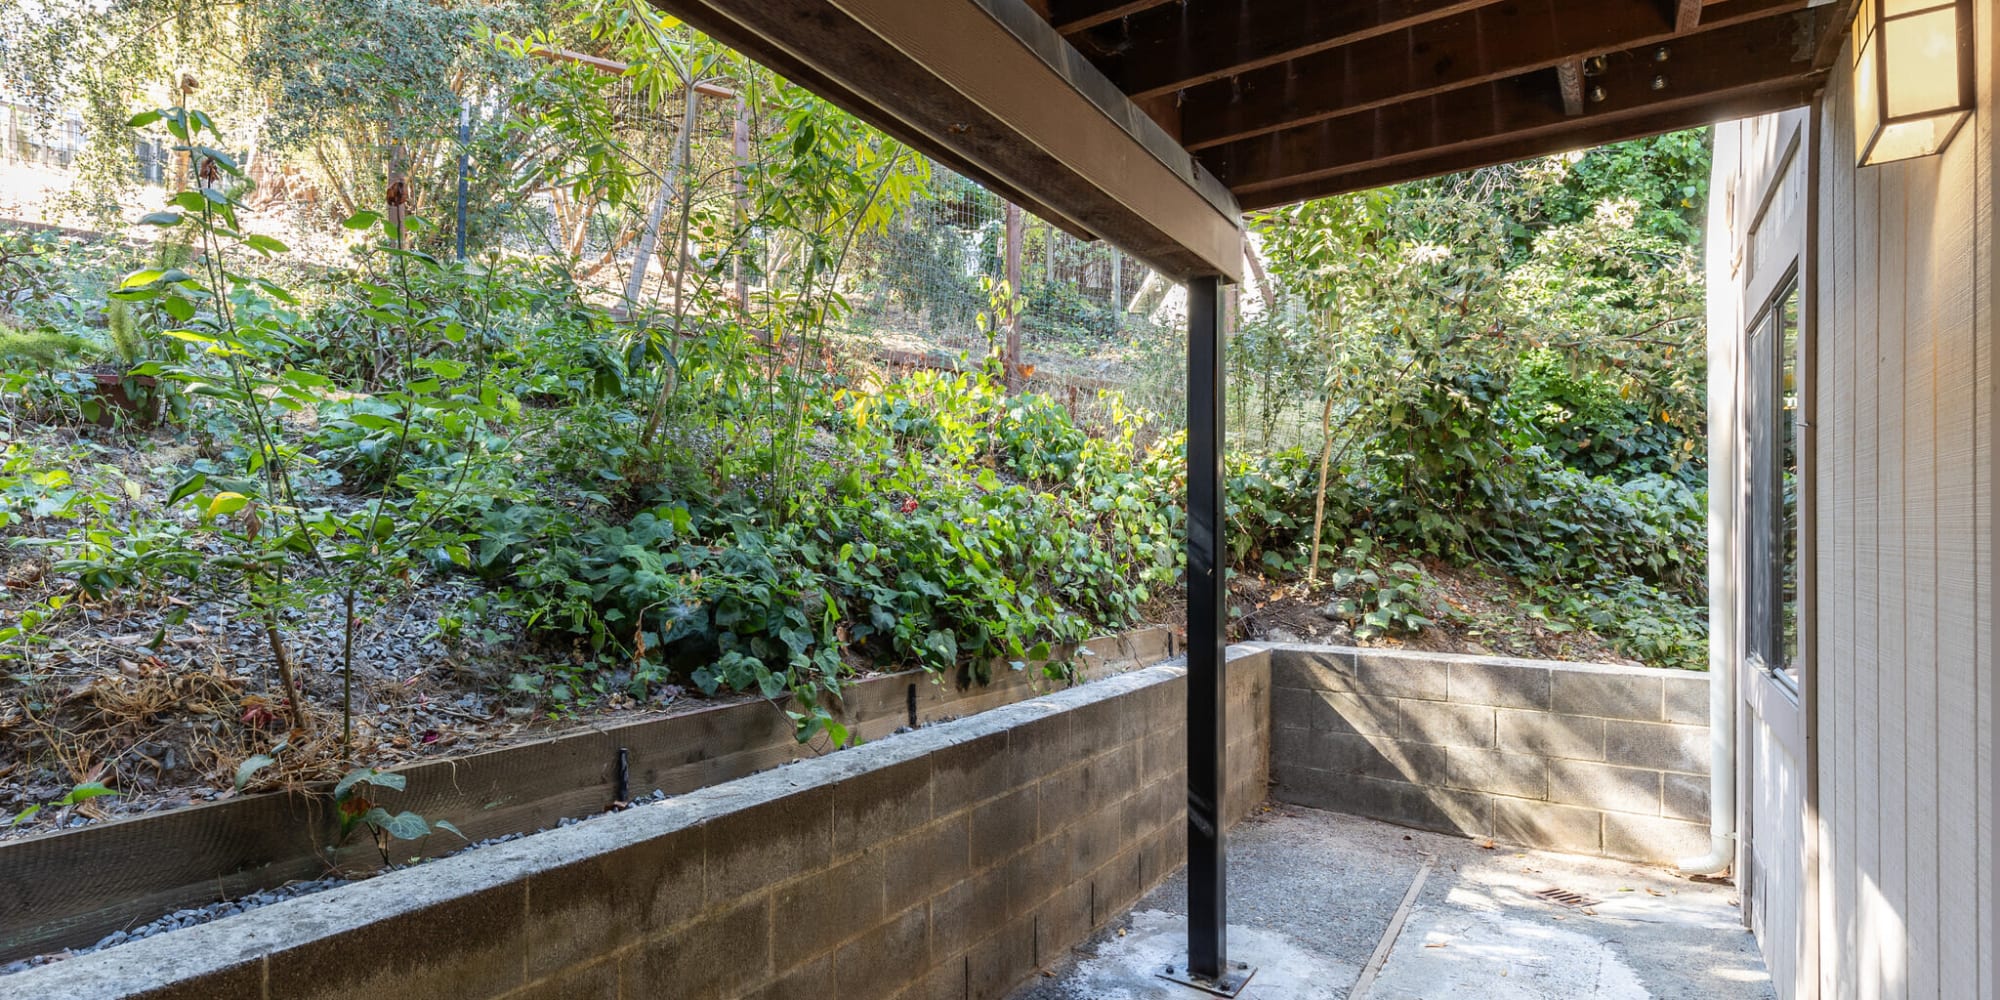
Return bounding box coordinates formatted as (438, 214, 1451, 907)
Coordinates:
(1010, 803, 1773, 1000)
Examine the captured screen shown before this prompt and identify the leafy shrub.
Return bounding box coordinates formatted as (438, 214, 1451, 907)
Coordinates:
(1226, 449, 1318, 575)
(1326, 547, 1438, 639)
(0, 325, 99, 368)
(1482, 455, 1704, 595)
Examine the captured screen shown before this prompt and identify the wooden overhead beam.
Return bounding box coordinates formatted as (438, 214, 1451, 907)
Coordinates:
(1046, 0, 1175, 34)
(651, 0, 1243, 281)
(1807, 0, 1861, 68)
(648, 3, 1082, 237)
(1208, 8, 1829, 201)
(1234, 76, 1818, 210)
(1177, 0, 1811, 150)
(1085, 0, 1490, 100)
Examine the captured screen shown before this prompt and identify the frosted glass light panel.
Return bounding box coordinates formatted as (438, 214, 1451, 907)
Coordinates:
(1852, 0, 1973, 166)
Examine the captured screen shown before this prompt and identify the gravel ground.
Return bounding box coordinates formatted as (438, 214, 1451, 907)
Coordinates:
(0, 567, 540, 843)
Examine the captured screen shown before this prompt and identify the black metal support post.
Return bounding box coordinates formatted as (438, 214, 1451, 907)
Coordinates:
(1185, 274, 1228, 980)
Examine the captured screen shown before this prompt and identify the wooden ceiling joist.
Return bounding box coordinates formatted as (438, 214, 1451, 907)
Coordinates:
(654, 0, 1243, 280)
(1079, 0, 1489, 100)
(651, 0, 1848, 277)
(1235, 82, 1815, 209)
(1172, 0, 1810, 151)
(1044, 0, 1174, 34)
(1210, 8, 1829, 209)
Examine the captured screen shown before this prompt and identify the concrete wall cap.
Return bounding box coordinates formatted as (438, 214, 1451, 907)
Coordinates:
(1264, 642, 1695, 680)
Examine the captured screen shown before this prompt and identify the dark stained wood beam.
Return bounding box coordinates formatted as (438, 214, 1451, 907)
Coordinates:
(1176, 0, 1811, 150)
(1234, 76, 1818, 209)
(1807, 0, 1861, 67)
(1207, 8, 1830, 203)
(1046, 0, 1175, 33)
(1083, 0, 1491, 100)
(652, 0, 1242, 280)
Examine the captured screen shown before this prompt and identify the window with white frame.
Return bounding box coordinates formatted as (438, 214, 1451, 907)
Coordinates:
(1744, 276, 1802, 690)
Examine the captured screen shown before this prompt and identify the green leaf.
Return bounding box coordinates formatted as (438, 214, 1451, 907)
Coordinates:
(193, 145, 241, 175)
(58, 783, 118, 806)
(167, 473, 207, 506)
(342, 210, 382, 230)
(242, 233, 289, 255)
(433, 819, 467, 841)
(377, 810, 432, 841)
(235, 754, 276, 791)
(137, 211, 182, 227)
(126, 110, 163, 128)
(366, 770, 408, 793)
(335, 767, 403, 800)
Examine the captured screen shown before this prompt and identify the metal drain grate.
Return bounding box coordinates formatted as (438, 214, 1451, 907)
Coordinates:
(1533, 887, 1599, 907)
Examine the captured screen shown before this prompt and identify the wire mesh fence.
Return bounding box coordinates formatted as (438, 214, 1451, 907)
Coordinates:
(845, 159, 1161, 359)
(837, 157, 1189, 429)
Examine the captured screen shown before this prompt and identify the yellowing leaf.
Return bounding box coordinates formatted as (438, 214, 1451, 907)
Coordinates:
(207, 492, 251, 517)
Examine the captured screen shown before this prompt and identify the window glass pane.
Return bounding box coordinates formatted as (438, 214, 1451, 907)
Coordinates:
(1778, 286, 1800, 684)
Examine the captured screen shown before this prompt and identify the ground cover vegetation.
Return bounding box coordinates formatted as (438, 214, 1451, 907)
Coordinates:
(0, 0, 1708, 834)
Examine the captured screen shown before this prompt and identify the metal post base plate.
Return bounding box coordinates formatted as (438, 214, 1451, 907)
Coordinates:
(1156, 959, 1256, 997)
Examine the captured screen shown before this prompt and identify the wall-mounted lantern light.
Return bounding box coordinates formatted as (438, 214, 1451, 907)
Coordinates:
(1853, 0, 1974, 166)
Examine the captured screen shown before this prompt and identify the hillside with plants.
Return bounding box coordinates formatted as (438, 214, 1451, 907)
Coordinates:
(1227, 137, 1710, 668)
(0, 0, 1707, 833)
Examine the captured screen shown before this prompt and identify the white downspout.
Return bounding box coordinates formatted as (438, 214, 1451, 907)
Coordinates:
(1679, 119, 1742, 876)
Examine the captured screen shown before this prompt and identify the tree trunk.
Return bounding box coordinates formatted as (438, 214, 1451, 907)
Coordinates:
(732, 94, 753, 319)
(1110, 251, 1123, 330)
(624, 85, 703, 310)
(1244, 234, 1279, 312)
(1306, 392, 1338, 586)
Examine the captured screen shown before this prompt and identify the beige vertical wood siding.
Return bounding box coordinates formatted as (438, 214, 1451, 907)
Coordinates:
(1721, 8, 1996, 997)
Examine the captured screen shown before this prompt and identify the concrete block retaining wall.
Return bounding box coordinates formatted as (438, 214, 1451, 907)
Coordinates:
(1262, 644, 1712, 865)
(12, 648, 1270, 1000)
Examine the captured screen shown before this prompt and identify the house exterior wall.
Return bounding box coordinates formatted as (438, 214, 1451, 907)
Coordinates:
(1713, 6, 1997, 996)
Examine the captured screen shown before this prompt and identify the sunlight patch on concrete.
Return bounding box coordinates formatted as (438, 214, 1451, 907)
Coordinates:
(1033, 910, 1355, 1000)
(1367, 907, 1648, 1000)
